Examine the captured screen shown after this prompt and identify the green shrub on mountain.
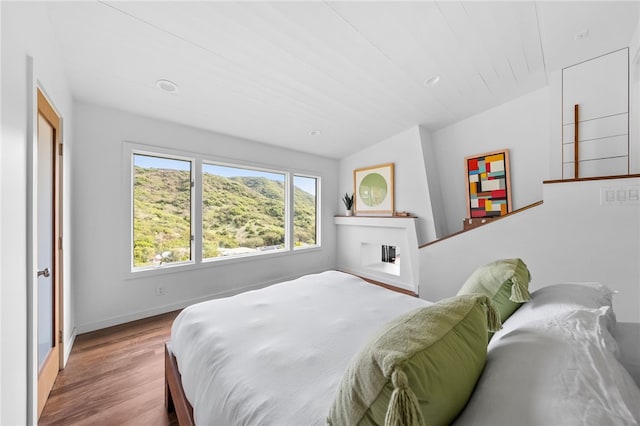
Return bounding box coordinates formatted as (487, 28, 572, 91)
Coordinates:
(133, 167, 316, 267)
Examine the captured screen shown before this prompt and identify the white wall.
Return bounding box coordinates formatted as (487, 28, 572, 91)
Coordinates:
(548, 70, 564, 180)
(630, 24, 640, 174)
(431, 87, 551, 235)
(419, 177, 640, 323)
(335, 217, 420, 292)
(72, 102, 338, 332)
(1, 2, 74, 424)
(338, 126, 441, 245)
(419, 126, 448, 238)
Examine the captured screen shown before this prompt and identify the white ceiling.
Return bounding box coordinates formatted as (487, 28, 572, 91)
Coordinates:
(45, 1, 639, 159)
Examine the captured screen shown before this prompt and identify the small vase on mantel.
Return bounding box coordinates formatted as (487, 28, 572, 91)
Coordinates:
(341, 192, 354, 217)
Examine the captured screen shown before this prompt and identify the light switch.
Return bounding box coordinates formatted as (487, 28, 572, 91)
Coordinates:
(602, 186, 640, 206)
(606, 190, 616, 202)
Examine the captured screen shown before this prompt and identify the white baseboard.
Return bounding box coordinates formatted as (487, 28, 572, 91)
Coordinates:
(63, 328, 77, 367)
(74, 272, 318, 334)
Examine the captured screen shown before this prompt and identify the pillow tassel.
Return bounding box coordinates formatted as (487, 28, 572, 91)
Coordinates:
(483, 299, 502, 332)
(509, 276, 532, 303)
(385, 368, 424, 426)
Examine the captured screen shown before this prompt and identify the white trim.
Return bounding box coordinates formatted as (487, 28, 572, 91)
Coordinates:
(0, 0, 2, 408)
(122, 245, 321, 281)
(29, 63, 67, 424)
(293, 174, 321, 249)
(130, 150, 196, 271)
(200, 160, 289, 260)
(194, 157, 203, 265)
(26, 55, 38, 426)
(62, 329, 77, 368)
(287, 173, 294, 251)
(0, 0, 2, 410)
(122, 141, 323, 280)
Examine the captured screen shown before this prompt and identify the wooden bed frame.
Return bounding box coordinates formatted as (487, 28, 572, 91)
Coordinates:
(163, 275, 411, 426)
(165, 343, 195, 426)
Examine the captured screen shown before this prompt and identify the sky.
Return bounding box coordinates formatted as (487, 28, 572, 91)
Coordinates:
(134, 154, 316, 195)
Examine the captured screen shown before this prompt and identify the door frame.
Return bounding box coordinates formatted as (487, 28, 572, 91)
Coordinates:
(35, 87, 63, 418)
(26, 57, 65, 424)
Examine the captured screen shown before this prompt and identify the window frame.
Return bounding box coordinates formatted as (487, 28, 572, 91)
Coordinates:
(130, 149, 196, 272)
(292, 173, 321, 250)
(201, 160, 290, 263)
(123, 142, 321, 278)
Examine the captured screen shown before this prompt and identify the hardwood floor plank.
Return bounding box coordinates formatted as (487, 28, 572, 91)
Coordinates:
(39, 311, 180, 426)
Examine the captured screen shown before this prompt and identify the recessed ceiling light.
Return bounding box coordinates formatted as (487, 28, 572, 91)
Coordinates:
(156, 79, 178, 93)
(309, 130, 321, 136)
(424, 75, 441, 87)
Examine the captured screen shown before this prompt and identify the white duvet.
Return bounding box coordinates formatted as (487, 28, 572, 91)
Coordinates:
(170, 270, 430, 426)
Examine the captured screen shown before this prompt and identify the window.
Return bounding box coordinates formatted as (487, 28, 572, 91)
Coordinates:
(132, 154, 193, 269)
(127, 144, 320, 273)
(202, 163, 286, 259)
(293, 175, 318, 248)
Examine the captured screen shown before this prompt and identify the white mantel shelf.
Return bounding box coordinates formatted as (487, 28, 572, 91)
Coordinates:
(334, 216, 420, 294)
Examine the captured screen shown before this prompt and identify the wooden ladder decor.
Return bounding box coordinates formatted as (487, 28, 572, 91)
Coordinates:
(574, 104, 579, 179)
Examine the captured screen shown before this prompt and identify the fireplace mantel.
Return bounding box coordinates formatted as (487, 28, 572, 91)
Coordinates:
(334, 216, 419, 294)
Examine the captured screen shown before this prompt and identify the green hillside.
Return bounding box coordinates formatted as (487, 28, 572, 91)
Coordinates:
(133, 166, 316, 267)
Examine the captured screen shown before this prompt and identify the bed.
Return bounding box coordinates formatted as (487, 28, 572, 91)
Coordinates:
(165, 265, 640, 426)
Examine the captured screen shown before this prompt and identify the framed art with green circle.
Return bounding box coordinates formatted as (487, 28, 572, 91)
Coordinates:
(353, 163, 394, 216)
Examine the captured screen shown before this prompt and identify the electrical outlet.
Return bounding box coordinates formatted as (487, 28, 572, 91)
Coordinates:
(156, 286, 166, 296)
(574, 29, 589, 40)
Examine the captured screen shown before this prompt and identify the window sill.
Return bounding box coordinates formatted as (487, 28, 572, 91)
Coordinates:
(123, 245, 322, 281)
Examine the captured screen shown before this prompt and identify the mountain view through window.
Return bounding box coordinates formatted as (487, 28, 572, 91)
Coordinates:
(132, 154, 318, 269)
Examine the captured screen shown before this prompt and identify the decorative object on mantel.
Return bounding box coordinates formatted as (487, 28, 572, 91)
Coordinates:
(341, 192, 354, 216)
(393, 211, 411, 217)
(381, 245, 396, 263)
(353, 163, 394, 216)
(462, 217, 498, 231)
(464, 149, 512, 219)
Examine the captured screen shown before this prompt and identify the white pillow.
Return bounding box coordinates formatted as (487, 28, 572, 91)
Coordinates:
(496, 282, 616, 335)
(454, 283, 640, 426)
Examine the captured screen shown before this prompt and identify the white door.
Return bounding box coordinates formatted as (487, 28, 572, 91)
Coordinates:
(562, 48, 629, 178)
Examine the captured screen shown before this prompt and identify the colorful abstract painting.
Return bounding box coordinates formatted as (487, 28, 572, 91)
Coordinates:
(465, 150, 512, 218)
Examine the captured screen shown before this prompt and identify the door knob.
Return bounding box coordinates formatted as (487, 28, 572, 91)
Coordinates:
(37, 268, 50, 278)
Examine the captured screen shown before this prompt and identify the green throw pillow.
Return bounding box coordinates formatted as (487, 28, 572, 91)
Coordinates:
(327, 294, 501, 426)
(457, 258, 531, 323)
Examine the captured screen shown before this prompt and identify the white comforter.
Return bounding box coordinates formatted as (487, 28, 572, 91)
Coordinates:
(171, 270, 430, 426)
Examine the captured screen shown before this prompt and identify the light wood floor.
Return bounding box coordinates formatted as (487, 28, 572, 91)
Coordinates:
(40, 311, 181, 426)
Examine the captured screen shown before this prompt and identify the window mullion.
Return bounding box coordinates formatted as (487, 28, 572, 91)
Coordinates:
(287, 173, 294, 251)
(315, 177, 321, 247)
(193, 158, 202, 264)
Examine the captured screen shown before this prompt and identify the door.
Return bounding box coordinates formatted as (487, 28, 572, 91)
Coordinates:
(36, 89, 62, 418)
(562, 48, 629, 178)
